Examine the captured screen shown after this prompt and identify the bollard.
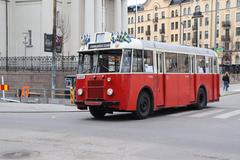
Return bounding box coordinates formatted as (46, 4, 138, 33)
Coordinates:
(70, 86, 74, 105)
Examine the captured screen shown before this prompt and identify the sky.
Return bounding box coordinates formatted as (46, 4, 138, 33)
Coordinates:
(127, 0, 147, 6)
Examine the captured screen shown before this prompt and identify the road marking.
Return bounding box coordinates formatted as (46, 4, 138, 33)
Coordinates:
(189, 109, 225, 118)
(214, 110, 240, 119)
(169, 110, 202, 117)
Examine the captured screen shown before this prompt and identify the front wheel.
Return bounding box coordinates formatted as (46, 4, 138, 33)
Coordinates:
(194, 88, 207, 110)
(133, 92, 151, 119)
(89, 107, 106, 119)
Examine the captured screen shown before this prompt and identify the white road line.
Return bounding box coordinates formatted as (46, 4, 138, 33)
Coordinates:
(189, 109, 225, 118)
(169, 110, 203, 117)
(214, 110, 240, 119)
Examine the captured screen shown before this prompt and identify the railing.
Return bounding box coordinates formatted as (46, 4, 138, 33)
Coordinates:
(0, 56, 79, 72)
(221, 35, 230, 42)
(222, 21, 231, 28)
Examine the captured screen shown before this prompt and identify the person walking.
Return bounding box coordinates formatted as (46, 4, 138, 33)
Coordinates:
(222, 72, 230, 91)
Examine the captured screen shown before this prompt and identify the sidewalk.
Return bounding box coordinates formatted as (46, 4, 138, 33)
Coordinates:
(220, 83, 240, 97)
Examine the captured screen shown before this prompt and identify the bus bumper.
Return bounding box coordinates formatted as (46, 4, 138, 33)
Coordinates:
(75, 100, 120, 110)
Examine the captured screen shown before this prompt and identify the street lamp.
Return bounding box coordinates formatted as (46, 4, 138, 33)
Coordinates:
(192, 10, 203, 47)
(5, 0, 8, 71)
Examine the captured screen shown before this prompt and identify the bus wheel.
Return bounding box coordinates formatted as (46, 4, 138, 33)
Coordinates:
(195, 88, 207, 109)
(89, 107, 106, 119)
(134, 92, 151, 119)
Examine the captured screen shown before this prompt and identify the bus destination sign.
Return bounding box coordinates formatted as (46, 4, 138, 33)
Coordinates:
(88, 42, 111, 49)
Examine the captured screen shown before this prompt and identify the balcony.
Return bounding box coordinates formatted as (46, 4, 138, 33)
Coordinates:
(221, 35, 230, 42)
(159, 29, 165, 34)
(192, 11, 203, 18)
(153, 17, 158, 23)
(222, 21, 231, 28)
(145, 30, 151, 35)
(192, 25, 198, 31)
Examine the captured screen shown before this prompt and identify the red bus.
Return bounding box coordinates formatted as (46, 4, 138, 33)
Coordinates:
(75, 32, 220, 119)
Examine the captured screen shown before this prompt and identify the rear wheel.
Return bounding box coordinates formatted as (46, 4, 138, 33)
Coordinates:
(89, 107, 106, 119)
(194, 88, 207, 110)
(133, 92, 151, 119)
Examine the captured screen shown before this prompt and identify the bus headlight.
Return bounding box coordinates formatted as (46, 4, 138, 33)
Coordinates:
(78, 88, 83, 96)
(107, 88, 114, 96)
(107, 77, 111, 82)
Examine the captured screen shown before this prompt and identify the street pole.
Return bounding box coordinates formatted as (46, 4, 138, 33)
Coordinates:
(51, 0, 57, 98)
(5, 0, 8, 71)
(179, 3, 182, 45)
(214, 0, 218, 49)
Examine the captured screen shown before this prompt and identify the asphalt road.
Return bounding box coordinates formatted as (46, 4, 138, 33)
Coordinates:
(0, 94, 240, 160)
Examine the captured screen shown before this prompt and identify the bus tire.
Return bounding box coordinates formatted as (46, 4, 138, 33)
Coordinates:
(133, 91, 151, 119)
(194, 88, 207, 110)
(89, 107, 106, 119)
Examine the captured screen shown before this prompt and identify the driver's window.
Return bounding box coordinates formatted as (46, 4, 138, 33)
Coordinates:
(121, 49, 132, 73)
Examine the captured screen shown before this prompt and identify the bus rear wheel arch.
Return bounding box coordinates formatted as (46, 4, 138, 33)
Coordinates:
(193, 86, 207, 110)
(133, 88, 154, 119)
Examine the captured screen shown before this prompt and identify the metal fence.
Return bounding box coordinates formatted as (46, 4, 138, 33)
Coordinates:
(0, 56, 79, 72)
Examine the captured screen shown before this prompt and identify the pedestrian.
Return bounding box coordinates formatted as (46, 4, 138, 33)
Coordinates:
(222, 72, 230, 91)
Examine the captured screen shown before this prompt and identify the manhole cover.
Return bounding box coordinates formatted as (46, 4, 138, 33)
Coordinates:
(1, 151, 40, 159)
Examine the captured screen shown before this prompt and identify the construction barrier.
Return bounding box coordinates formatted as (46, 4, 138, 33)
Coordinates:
(21, 86, 30, 97)
(70, 86, 74, 105)
(0, 84, 9, 91)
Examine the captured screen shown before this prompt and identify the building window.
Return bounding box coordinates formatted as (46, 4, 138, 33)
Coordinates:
(217, 15, 219, 24)
(175, 34, 178, 42)
(188, 20, 191, 28)
(217, 29, 219, 38)
(205, 4, 209, 12)
(236, 42, 240, 50)
(226, 0, 230, 9)
(171, 34, 174, 42)
(141, 26, 144, 33)
(175, 22, 178, 29)
(154, 36, 158, 41)
(205, 31, 209, 39)
(175, 10, 178, 17)
(161, 11, 165, 19)
(200, 18, 202, 26)
(195, 5, 201, 12)
(154, 24, 158, 32)
(131, 17, 134, 23)
(141, 16, 144, 22)
(147, 14, 151, 21)
(204, 44, 209, 48)
(131, 28, 134, 34)
(128, 28, 130, 34)
(147, 37, 150, 40)
(205, 17, 209, 26)
(128, 18, 130, 24)
(226, 14, 230, 21)
(217, 1, 220, 10)
(171, 22, 174, 30)
(199, 31, 202, 39)
(155, 6, 158, 11)
(138, 16, 140, 22)
(183, 8, 187, 15)
(225, 42, 230, 51)
(236, 27, 240, 36)
(183, 21, 187, 28)
(155, 13, 158, 19)
(188, 7, 191, 15)
(183, 33, 186, 41)
(237, 13, 240, 22)
(138, 27, 140, 34)
(187, 33, 191, 40)
(238, 0, 240, 7)
(171, 10, 174, 17)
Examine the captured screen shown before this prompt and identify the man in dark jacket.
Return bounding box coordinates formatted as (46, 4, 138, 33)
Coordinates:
(222, 72, 230, 91)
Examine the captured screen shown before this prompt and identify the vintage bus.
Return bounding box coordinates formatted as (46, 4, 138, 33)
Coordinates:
(75, 32, 220, 119)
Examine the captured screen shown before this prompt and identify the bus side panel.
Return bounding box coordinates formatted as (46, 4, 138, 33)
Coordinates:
(164, 74, 178, 107)
(189, 74, 196, 102)
(156, 74, 164, 107)
(127, 74, 155, 111)
(213, 74, 220, 101)
(195, 74, 213, 102)
(178, 74, 191, 105)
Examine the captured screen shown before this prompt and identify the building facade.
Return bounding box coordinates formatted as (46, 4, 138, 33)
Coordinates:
(0, 0, 128, 58)
(128, 0, 240, 66)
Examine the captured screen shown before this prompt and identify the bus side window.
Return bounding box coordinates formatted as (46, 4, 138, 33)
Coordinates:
(196, 55, 206, 73)
(165, 53, 177, 73)
(178, 54, 189, 73)
(191, 55, 195, 73)
(213, 58, 218, 73)
(156, 51, 162, 73)
(121, 49, 132, 73)
(144, 50, 154, 73)
(133, 50, 143, 72)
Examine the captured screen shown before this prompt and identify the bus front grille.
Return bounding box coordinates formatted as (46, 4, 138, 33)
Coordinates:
(87, 80, 104, 99)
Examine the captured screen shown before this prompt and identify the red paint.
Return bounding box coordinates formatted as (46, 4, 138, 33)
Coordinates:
(75, 73, 220, 111)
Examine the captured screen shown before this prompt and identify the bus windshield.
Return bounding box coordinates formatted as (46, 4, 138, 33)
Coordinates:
(78, 50, 122, 74)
